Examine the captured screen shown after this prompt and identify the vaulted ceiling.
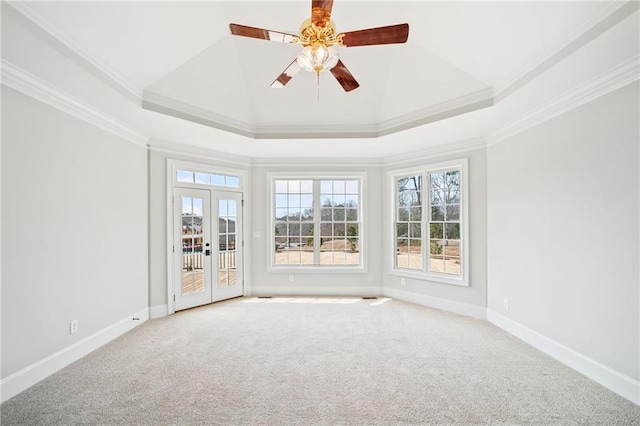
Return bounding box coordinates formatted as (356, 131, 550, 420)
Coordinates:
(2, 1, 638, 158)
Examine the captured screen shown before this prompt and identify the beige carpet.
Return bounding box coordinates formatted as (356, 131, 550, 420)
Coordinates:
(2, 297, 639, 425)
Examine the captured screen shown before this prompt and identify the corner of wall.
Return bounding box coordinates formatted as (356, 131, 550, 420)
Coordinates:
(1, 307, 149, 403)
(150, 304, 168, 319)
(487, 309, 640, 406)
(383, 287, 487, 320)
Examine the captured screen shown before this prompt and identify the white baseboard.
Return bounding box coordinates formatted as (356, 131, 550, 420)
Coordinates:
(487, 309, 640, 406)
(1, 307, 149, 403)
(150, 304, 168, 319)
(249, 285, 383, 297)
(383, 287, 487, 320)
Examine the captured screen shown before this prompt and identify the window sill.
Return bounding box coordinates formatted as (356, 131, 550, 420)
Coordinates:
(269, 265, 367, 274)
(388, 268, 469, 287)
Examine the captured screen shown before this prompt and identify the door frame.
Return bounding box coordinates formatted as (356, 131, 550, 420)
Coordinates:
(166, 159, 250, 315)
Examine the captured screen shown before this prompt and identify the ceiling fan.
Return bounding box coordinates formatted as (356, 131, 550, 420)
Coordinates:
(229, 0, 409, 92)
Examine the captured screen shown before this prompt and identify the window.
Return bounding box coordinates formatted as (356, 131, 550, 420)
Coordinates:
(427, 170, 461, 275)
(391, 159, 468, 285)
(177, 169, 240, 188)
(272, 177, 362, 268)
(274, 180, 315, 266)
(396, 175, 423, 270)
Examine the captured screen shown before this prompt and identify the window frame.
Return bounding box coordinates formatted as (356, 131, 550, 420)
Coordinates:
(268, 171, 367, 273)
(387, 158, 469, 286)
(173, 164, 242, 191)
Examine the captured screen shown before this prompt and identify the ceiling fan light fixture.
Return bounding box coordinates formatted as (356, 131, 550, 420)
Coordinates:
(324, 46, 340, 70)
(229, 0, 409, 92)
(297, 45, 339, 74)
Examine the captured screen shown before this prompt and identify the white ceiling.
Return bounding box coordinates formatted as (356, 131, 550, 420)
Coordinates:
(2, 1, 639, 157)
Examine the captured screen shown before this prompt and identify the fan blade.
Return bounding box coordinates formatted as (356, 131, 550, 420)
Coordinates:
(341, 23, 409, 47)
(271, 59, 302, 88)
(311, 0, 334, 27)
(330, 60, 359, 92)
(229, 23, 297, 43)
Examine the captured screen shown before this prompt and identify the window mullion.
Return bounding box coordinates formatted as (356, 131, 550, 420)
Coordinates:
(393, 182, 398, 269)
(313, 179, 321, 266)
(423, 172, 429, 274)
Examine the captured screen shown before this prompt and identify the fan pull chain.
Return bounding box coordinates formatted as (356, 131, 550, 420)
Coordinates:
(317, 72, 320, 102)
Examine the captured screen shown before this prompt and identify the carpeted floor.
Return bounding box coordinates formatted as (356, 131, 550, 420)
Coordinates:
(2, 297, 639, 425)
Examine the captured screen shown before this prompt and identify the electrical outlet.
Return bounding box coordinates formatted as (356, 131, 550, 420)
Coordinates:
(401, 278, 407, 286)
(503, 298, 510, 311)
(70, 320, 79, 334)
(289, 275, 294, 282)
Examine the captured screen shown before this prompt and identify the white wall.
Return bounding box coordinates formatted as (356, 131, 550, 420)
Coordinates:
(382, 148, 488, 315)
(249, 165, 384, 296)
(1, 87, 148, 378)
(148, 148, 168, 312)
(487, 82, 639, 381)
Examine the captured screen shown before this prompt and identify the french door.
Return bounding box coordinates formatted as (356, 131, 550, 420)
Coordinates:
(174, 188, 243, 311)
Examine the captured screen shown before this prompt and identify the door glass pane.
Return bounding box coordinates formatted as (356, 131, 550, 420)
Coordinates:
(182, 197, 205, 295)
(218, 199, 238, 287)
(219, 270, 229, 286)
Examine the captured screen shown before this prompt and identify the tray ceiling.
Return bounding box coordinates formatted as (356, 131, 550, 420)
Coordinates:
(2, 1, 638, 152)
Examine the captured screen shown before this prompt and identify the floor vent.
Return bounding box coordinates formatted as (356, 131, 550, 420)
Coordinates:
(362, 296, 377, 300)
(257, 296, 273, 299)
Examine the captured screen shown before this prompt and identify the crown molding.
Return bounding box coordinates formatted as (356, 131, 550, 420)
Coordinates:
(251, 87, 492, 139)
(148, 138, 252, 168)
(251, 125, 380, 139)
(250, 157, 383, 168)
(2, 60, 149, 148)
(377, 88, 494, 137)
(149, 137, 483, 169)
(144, 90, 383, 139)
(145, 87, 493, 140)
(142, 91, 256, 139)
(494, 1, 639, 102)
(383, 138, 487, 168)
(7, 1, 142, 103)
(150, 138, 483, 169)
(486, 56, 639, 146)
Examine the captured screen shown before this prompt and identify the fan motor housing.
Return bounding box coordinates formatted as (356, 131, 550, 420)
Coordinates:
(297, 18, 344, 48)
